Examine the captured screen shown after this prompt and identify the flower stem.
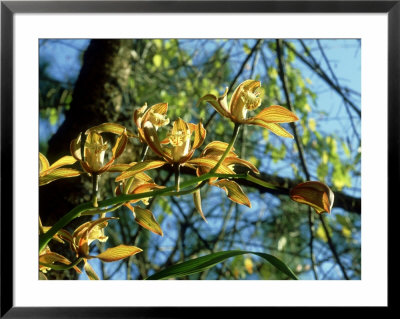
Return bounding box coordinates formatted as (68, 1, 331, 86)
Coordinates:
(39, 171, 288, 253)
(80, 203, 124, 216)
(92, 173, 99, 208)
(210, 123, 241, 174)
(140, 145, 149, 161)
(174, 164, 181, 192)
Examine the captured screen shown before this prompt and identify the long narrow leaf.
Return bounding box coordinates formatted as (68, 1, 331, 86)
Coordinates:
(145, 250, 298, 280)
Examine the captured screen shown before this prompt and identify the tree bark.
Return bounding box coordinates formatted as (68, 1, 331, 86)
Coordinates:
(40, 39, 133, 279)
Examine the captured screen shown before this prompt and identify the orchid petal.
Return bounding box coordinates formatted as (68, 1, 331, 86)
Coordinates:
(198, 88, 231, 119)
(244, 118, 294, 138)
(111, 130, 128, 159)
(188, 157, 235, 174)
(188, 122, 206, 150)
(94, 245, 142, 262)
(115, 160, 166, 182)
(70, 134, 83, 161)
(290, 181, 334, 214)
(254, 105, 299, 123)
(223, 156, 260, 174)
(39, 168, 82, 186)
(193, 189, 207, 223)
(143, 122, 170, 160)
(39, 153, 50, 173)
(85, 122, 137, 138)
(131, 206, 163, 236)
(213, 179, 251, 207)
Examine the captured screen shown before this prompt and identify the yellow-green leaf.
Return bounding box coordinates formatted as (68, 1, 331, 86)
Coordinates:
(213, 179, 251, 207)
(244, 257, 253, 274)
(94, 245, 142, 262)
(39, 168, 82, 186)
(132, 206, 163, 236)
(115, 160, 166, 182)
(153, 54, 162, 67)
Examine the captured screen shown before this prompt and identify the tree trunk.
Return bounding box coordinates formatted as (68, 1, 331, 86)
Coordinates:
(40, 39, 133, 279)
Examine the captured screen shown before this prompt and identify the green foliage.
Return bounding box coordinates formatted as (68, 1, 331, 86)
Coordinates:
(146, 250, 298, 280)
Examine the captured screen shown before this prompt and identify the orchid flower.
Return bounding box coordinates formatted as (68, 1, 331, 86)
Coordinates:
(70, 128, 128, 175)
(116, 116, 206, 183)
(188, 141, 261, 209)
(115, 171, 164, 236)
(133, 102, 170, 143)
(198, 79, 299, 138)
(57, 217, 142, 280)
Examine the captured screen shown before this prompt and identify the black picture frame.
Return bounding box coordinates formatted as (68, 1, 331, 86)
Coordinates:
(1, 1, 395, 317)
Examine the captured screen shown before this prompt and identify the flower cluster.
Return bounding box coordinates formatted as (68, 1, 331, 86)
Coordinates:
(38, 79, 334, 280)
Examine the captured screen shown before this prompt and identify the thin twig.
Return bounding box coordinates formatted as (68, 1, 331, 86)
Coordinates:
(276, 39, 349, 280)
(276, 39, 318, 280)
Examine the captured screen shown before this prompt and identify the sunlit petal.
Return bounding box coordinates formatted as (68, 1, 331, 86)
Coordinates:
(290, 181, 334, 214)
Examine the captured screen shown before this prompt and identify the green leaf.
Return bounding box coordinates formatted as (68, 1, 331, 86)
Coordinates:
(145, 250, 298, 280)
(243, 43, 251, 54)
(153, 54, 162, 68)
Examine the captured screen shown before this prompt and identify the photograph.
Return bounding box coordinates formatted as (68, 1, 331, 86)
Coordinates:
(38, 38, 361, 281)
(1, 0, 394, 315)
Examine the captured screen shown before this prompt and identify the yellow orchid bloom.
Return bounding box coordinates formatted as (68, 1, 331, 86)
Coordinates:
(118, 114, 206, 193)
(140, 116, 206, 165)
(132, 101, 206, 165)
(115, 169, 163, 206)
(187, 141, 259, 209)
(185, 141, 259, 188)
(70, 129, 128, 175)
(55, 217, 142, 280)
(133, 102, 170, 143)
(114, 170, 164, 236)
(199, 79, 299, 138)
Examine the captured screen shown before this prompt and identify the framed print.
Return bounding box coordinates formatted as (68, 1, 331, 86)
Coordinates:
(1, 0, 396, 317)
